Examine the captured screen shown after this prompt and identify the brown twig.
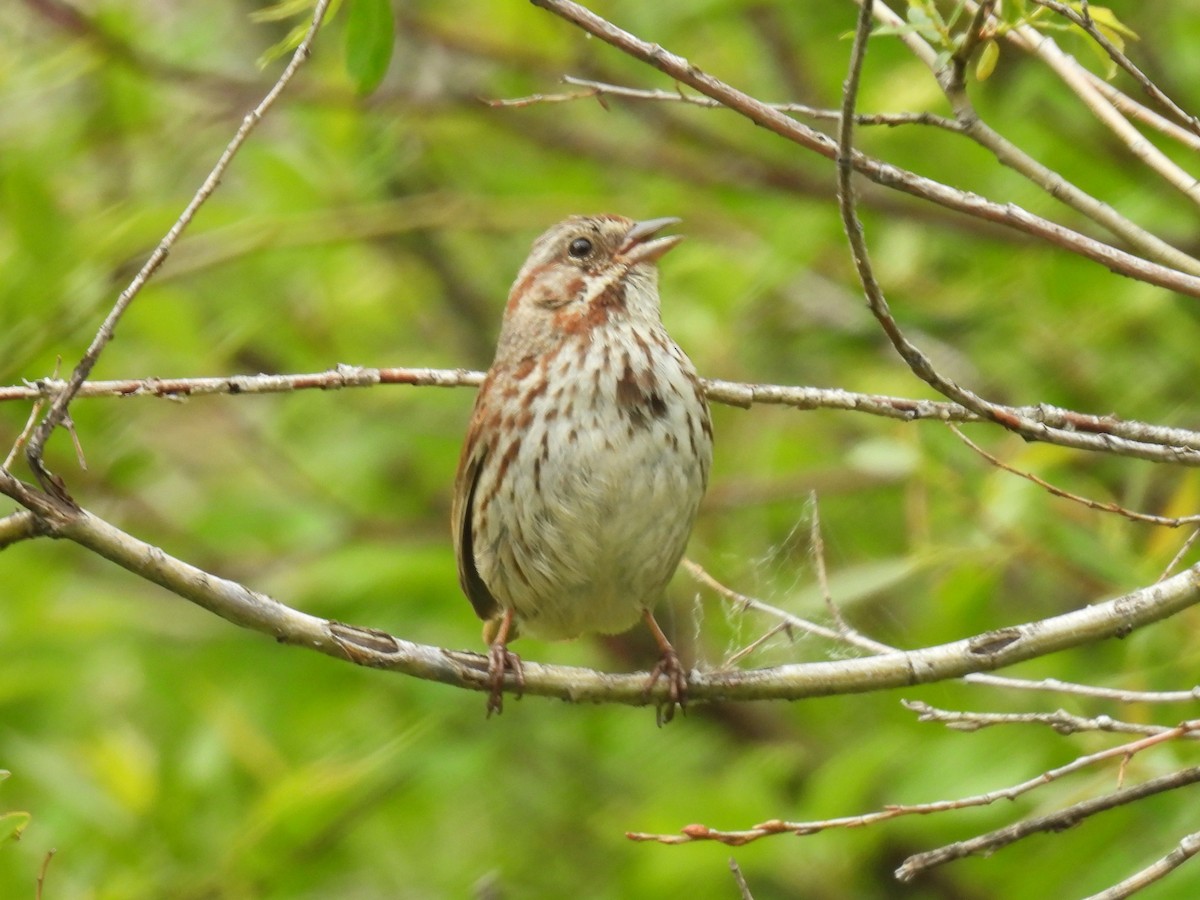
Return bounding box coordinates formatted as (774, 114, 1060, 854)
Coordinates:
(1160, 529, 1200, 582)
(489, 76, 964, 132)
(986, 1, 1200, 209)
(4, 369, 1200, 464)
(729, 858, 755, 900)
(1083, 831, 1200, 900)
(949, 424, 1200, 526)
(1028, 0, 1200, 137)
(628, 718, 1200, 846)
(21, 0, 334, 502)
(949, 0, 996, 79)
(838, 0, 1200, 470)
(35, 849, 55, 900)
(529, 0, 1200, 296)
(895, 766, 1200, 881)
(903, 700, 1193, 739)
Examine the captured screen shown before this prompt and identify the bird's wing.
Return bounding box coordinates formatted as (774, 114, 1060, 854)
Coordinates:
(452, 441, 500, 623)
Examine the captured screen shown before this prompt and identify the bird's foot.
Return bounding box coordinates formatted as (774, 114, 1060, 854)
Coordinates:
(645, 646, 688, 725)
(484, 608, 523, 717)
(642, 609, 688, 725)
(486, 641, 523, 717)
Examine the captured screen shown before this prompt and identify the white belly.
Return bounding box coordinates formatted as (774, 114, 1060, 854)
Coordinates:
(475, 331, 711, 640)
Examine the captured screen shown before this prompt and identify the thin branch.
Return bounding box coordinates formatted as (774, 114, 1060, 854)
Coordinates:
(0, 367, 483, 403)
(629, 718, 1200, 846)
(1161, 528, 1200, 582)
(22, 0, 334, 501)
(1082, 69, 1200, 153)
(4, 369, 1199, 463)
(528, 0, 1200, 298)
(1028, 0, 1200, 137)
(962, 675, 1200, 704)
(809, 496, 857, 637)
(4, 394, 44, 471)
(489, 76, 964, 132)
(35, 848, 55, 900)
(864, 0, 1200, 267)
(689, 556, 1200, 703)
(838, 0, 1200, 472)
(729, 858, 755, 900)
(682, 558, 891, 656)
(895, 766, 1200, 881)
(949, 0, 996, 77)
(949, 424, 1200, 527)
(903, 700, 1190, 739)
(993, 4, 1200, 209)
(1083, 831, 1200, 900)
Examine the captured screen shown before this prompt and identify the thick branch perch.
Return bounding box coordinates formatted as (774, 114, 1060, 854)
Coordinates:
(4, 501, 1192, 708)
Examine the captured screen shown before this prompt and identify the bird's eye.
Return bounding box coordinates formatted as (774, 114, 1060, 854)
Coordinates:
(567, 237, 593, 259)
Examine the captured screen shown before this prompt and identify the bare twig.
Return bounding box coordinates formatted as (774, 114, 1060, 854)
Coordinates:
(629, 718, 1200, 846)
(1161, 529, 1200, 582)
(1028, 0, 1200, 137)
(949, 0, 996, 77)
(729, 858, 755, 900)
(690, 555, 1200, 703)
(490, 76, 964, 132)
(991, 3, 1200, 208)
(962, 675, 1200, 704)
(1082, 70, 1200, 153)
(35, 849, 55, 900)
(895, 766, 1200, 881)
(529, 0, 1200, 297)
(3, 395, 44, 471)
(5, 369, 1200, 464)
(903, 700, 1191, 739)
(839, 0, 1200, 471)
(0, 511, 43, 550)
(1083, 831, 1200, 900)
(808, 496, 858, 637)
(0, 367, 483, 403)
(864, 0, 1200, 266)
(949, 424, 1200, 526)
(22, 0, 335, 501)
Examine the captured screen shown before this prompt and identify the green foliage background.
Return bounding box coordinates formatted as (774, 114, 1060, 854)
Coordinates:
(2, 1, 1200, 897)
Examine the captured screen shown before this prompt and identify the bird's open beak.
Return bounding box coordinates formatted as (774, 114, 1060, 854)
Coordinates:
(619, 217, 684, 265)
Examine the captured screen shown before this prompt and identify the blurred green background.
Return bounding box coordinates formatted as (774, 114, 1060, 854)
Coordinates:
(3, 1, 1200, 897)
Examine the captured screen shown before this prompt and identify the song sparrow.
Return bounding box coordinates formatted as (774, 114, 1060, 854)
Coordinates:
(452, 214, 712, 719)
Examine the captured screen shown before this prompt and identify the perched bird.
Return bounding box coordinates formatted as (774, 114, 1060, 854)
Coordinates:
(452, 215, 712, 718)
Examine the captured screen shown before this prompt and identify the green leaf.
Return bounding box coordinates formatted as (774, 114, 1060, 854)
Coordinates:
(345, 0, 395, 96)
(257, 21, 311, 69)
(976, 39, 1000, 80)
(253, 0, 345, 69)
(0, 812, 30, 844)
(1072, 4, 1139, 40)
(249, 0, 314, 24)
(1095, 23, 1125, 54)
